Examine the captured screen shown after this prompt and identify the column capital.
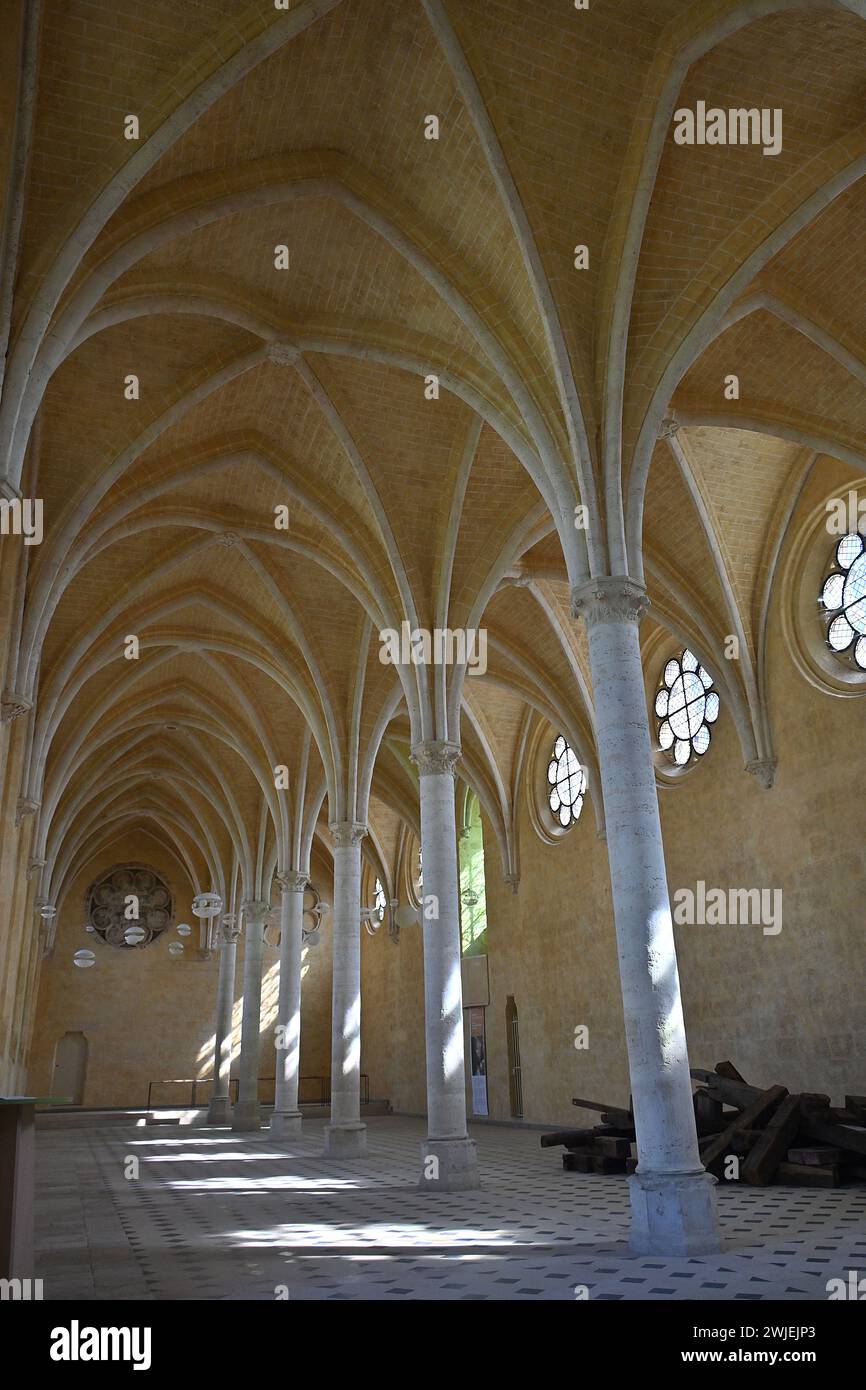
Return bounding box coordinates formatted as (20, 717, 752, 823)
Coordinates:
(571, 576, 650, 626)
(329, 821, 367, 849)
(1, 690, 32, 722)
(218, 916, 241, 945)
(241, 898, 270, 923)
(745, 757, 777, 790)
(276, 869, 308, 893)
(411, 739, 461, 777)
(15, 796, 40, 826)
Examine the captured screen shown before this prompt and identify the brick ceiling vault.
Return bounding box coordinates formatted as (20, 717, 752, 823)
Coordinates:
(1, 0, 864, 905)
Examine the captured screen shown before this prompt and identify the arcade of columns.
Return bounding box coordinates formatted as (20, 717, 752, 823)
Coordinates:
(9, 0, 866, 1262)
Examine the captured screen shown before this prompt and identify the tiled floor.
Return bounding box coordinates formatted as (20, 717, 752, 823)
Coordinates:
(34, 1114, 866, 1300)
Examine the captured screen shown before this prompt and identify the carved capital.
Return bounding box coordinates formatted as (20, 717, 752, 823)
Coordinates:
(745, 757, 777, 790)
(215, 531, 240, 549)
(218, 914, 241, 945)
(329, 821, 367, 849)
(277, 869, 308, 894)
(411, 739, 461, 777)
(26, 857, 46, 882)
(15, 796, 40, 826)
(503, 872, 520, 895)
(267, 340, 300, 367)
(1, 691, 32, 723)
(241, 898, 270, 924)
(658, 412, 680, 439)
(571, 576, 650, 627)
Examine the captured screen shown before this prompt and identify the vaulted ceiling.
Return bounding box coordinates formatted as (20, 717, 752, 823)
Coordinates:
(3, 0, 864, 908)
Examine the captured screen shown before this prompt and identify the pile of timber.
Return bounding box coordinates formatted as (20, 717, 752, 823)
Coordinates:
(541, 1061, 866, 1187)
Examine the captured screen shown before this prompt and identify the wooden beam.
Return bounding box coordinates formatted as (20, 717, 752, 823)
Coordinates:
(742, 1094, 802, 1185)
(700, 1086, 788, 1178)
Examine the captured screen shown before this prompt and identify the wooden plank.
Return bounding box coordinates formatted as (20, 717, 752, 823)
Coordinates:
(540, 1129, 598, 1149)
(572, 1097, 632, 1127)
(715, 1060, 748, 1084)
(777, 1161, 839, 1188)
(742, 1094, 802, 1185)
(562, 1152, 593, 1172)
(592, 1135, 632, 1158)
(694, 1089, 724, 1133)
(800, 1108, 866, 1158)
(590, 1154, 628, 1174)
(700, 1086, 788, 1178)
(690, 1070, 762, 1108)
(787, 1145, 844, 1166)
(600, 1111, 636, 1129)
(845, 1095, 866, 1121)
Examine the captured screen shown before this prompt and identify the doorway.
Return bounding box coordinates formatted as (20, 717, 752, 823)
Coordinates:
(52, 1031, 88, 1105)
(505, 996, 523, 1119)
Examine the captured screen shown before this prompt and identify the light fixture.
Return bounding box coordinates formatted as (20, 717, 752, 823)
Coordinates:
(176, 923, 192, 937)
(73, 949, 96, 969)
(168, 942, 184, 957)
(192, 892, 223, 919)
(462, 889, 479, 907)
(39, 904, 57, 920)
(124, 924, 146, 946)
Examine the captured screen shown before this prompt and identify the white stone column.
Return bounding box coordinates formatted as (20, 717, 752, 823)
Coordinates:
(232, 898, 269, 1132)
(270, 871, 307, 1140)
(411, 741, 479, 1190)
(572, 576, 720, 1255)
(206, 914, 240, 1125)
(324, 822, 367, 1157)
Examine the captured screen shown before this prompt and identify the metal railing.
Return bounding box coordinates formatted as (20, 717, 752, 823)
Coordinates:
(145, 1074, 371, 1109)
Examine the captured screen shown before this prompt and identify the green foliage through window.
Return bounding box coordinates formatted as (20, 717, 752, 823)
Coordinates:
(459, 795, 487, 956)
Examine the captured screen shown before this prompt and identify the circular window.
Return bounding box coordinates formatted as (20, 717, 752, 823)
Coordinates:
(85, 863, 172, 948)
(820, 530, 866, 671)
(546, 735, 586, 828)
(655, 649, 719, 767)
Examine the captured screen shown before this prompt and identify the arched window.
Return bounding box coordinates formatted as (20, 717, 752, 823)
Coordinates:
(819, 530, 866, 671)
(373, 878, 386, 923)
(655, 648, 719, 767)
(459, 793, 488, 955)
(546, 735, 585, 828)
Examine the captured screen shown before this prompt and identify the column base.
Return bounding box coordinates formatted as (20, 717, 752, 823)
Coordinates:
(231, 1102, 262, 1133)
(205, 1096, 233, 1126)
(270, 1110, 303, 1139)
(324, 1122, 367, 1157)
(418, 1137, 481, 1191)
(628, 1169, 721, 1256)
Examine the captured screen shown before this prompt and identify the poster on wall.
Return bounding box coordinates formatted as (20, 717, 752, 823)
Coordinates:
(469, 1006, 488, 1116)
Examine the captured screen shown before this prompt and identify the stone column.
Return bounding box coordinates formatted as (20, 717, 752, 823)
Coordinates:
(411, 741, 479, 1190)
(232, 898, 269, 1132)
(270, 870, 307, 1139)
(572, 576, 720, 1255)
(206, 915, 240, 1125)
(324, 822, 367, 1157)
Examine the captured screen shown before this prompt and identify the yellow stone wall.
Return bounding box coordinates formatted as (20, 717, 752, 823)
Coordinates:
(360, 617, 866, 1127)
(27, 833, 334, 1109)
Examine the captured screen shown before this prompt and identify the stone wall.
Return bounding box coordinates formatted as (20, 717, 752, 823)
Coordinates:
(28, 833, 334, 1109)
(360, 616, 866, 1128)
